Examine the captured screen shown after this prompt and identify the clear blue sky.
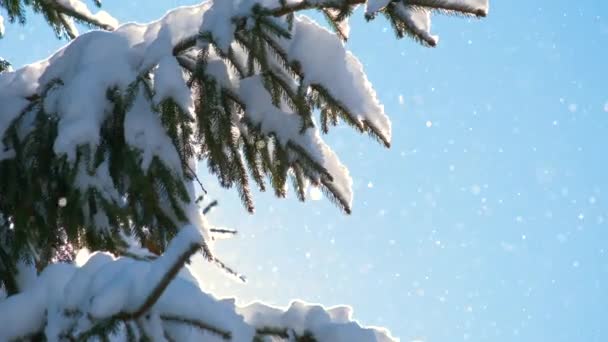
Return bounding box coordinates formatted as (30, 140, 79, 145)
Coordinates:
(2, 1, 607, 341)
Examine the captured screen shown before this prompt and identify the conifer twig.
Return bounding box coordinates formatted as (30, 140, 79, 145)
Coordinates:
(186, 163, 207, 194)
(129, 242, 201, 318)
(407, 0, 488, 17)
(43, 0, 116, 31)
(161, 315, 231, 340)
(265, 0, 366, 17)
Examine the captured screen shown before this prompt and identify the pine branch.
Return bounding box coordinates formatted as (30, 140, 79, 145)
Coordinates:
(161, 315, 232, 340)
(320, 177, 351, 214)
(0, 58, 11, 73)
(211, 256, 247, 282)
(286, 142, 333, 181)
(242, 138, 267, 192)
(291, 163, 307, 201)
(255, 326, 289, 339)
(264, 0, 366, 17)
(322, 9, 348, 41)
(311, 83, 390, 147)
(202, 200, 219, 215)
(186, 163, 207, 194)
(43, 0, 116, 31)
(384, 4, 437, 47)
(172, 0, 364, 58)
(406, 0, 488, 17)
(57, 13, 77, 39)
(74, 237, 206, 340)
(210, 227, 237, 235)
(127, 240, 201, 319)
(233, 32, 314, 130)
(0, 244, 19, 296)
(172, 36, 198, 56)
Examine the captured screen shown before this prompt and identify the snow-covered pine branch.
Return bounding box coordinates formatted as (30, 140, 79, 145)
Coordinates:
(0, 0, 487, 260)
(0, 1, 488, 340)
(0, 226, 397, 341)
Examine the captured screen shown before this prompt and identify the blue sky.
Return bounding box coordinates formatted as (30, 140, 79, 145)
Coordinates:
(2, 1, 608, 341)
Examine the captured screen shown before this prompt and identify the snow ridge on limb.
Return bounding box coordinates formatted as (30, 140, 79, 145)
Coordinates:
(240, 300, 398, 342)
(0, 228, 396, 341)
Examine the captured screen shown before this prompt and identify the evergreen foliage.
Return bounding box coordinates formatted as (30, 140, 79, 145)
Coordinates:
(0, 0, 488, 340)
(0, 0, 113, 38)
(0, 58, 9, 73)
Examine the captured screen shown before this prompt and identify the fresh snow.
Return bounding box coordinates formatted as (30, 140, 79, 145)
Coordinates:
(124, 85, 184, 174)
(239, 75, 354, 207)
(442, 0, 489, 16)
(53, 0, 119, 29)
(0, 1, 490, 339)
(0, 0, 392, 212)
(153, 55, 194, 113)
(394, 4, 438, 46)
(365, 0, 392, 15)
(285, 16, 391, 142)
(0, 227, 396, 341)
(240, 301, 397, 342)
(0, 13, 5, 37)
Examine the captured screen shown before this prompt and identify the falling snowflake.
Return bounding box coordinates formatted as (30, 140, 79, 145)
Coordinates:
(58, 197, 67, 207)
(470, 184, 481, 195)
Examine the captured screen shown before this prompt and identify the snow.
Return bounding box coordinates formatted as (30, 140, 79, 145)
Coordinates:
(124, 85, 184, 174)
(442, 0, 490, 16)
(2, 3, 209, 162)
(153, 55, 194, 113)
(54, 0, 119, 29)
(0, 13, 5, 37)
(0, 3, 214, 243)
(200, 0, 236, 52)
(394, 4, 438, 46)
(15, 261, 38, 292)
(285, 16, 392, 144)
(239, 75, 354, 207)
(199, 0, 301, 52)
(366, 0, 392, 16)
(73, 158, 123, 232)
(366, 0, 488, 44)
(0, 61, 48, 160)
(0, 226, 395, 341)
(0, 263, 76, 341)
(61, 14, 79, 37)
(42, 31, 137, 161)
(239, 301, 397, 342)
(0, 0, 506, 340)
(0, 0, 399, 213)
